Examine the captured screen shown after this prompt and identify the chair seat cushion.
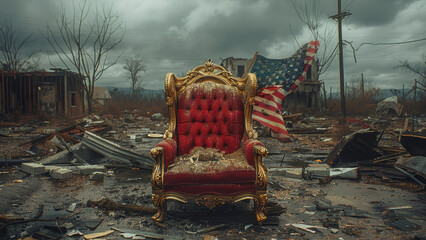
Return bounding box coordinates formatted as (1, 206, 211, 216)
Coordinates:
(164, 148, 255, 186)
(164, 169, 256, 186)
(164, 184, 255, 196)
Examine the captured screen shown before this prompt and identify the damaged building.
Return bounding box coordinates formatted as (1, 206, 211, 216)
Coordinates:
(0, 70, 85, 118)
(220, 57, 321, 111)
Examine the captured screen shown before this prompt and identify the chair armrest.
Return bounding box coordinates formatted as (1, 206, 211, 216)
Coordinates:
(243, 139, 267, 165)
(243, 139, 268, 191)
(150, 138, 177, 190)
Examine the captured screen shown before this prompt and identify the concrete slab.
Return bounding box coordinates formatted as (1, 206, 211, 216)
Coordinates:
(90, 172, 105, 181)
(306, 164, 330, 179)
(51, 168, 73, 180)
(77, 165, 105, 175)
(22, 163, 46, 175)
(285, 168, 304, 179)
(330, 167, 359, 179)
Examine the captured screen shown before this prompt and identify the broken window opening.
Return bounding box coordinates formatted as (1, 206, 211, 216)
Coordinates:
(71, 92, 77, 107)
(237, 65, 245, 77)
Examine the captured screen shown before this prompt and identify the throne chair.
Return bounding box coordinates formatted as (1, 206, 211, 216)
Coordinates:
(150, 60, 268, 223)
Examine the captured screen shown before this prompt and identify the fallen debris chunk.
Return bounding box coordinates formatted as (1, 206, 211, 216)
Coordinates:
(399, 130, 426, 156)
(84, 219, 103, 230)
(343, 208, 370, 218)
(387, 206, 413, 210)
(286, 223, 326, 234)
(330, 167, 360, 179)
(285, 168, 303, 179)
(78, 165, 105, 175)
(325, 129, 384, 166)
(305, 164, 330, 179)
(121, 232, 137, 239)
(84, 229, 114, 239)
(66, 229, 83, 237)
(50, 168, 73, 180)
(395, 156, 426, 179)
(376, 96, 402, 117)
(89, 172, 105, 181)
(67, 203, 77, 213)
(394, 166, 425, 187)
(22, 163, 46, 175)
(82, 131, 155, 169)
(314, 198, 332, 210)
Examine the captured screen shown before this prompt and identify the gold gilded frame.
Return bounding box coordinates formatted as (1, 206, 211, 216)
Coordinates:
(151, 60, 268, 223)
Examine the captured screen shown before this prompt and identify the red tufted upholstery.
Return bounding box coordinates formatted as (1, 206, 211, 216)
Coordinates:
(176, 82, 244, 155)
(243, 139, 265, 166)
(156, 138, 177, 170)
(164, 169, 255, 186)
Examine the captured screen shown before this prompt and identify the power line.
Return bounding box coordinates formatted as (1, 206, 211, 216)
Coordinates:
(355, 38, 426, 51)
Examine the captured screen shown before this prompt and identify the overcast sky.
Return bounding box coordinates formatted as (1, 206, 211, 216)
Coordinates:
(0, 0, 425, 91)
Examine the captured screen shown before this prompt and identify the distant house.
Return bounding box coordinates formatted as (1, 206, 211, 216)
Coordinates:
(0, 70, 85, 118)
(220, 57, 321, 111)
(92, 86, 111, 107)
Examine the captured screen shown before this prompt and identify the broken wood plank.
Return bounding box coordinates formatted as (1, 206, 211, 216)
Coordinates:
(84, 230, 114, 239)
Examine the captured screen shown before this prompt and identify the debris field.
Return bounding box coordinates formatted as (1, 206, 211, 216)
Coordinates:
(0, 111, 425, 240)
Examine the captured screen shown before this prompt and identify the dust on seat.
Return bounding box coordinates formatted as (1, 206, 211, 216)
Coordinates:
(167, 147, 254, 175)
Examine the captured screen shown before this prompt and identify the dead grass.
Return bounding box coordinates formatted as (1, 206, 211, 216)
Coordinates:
(402, 99, 426, 115)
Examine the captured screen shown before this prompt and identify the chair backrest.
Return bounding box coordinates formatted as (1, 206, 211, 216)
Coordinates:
(163, 60, 259, 156)
(176, 81, 244, 155)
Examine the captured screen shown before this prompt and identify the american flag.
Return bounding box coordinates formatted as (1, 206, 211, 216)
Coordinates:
(251, 41, 319, 142)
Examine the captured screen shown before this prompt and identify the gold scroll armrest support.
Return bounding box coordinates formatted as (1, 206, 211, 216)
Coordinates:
(151, 147, 164, 190)
(253, 145, 268, 191)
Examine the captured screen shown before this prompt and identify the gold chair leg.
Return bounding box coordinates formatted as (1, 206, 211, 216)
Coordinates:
(254, 194, 267, 223)
(152, 193, 166, 222)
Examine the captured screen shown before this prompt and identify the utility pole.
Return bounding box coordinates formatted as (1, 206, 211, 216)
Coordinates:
(360, 73, 364, 97)
(330, 0, 351, 122)
(414, 79, 417, 102)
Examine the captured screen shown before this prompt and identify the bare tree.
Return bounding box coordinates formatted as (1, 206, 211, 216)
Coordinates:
(0, 20, 36, 71)
(25, 55, 42, 72)
(396, 55, 426, 81)
(46, 1, 125, 113)
(290, 0, 337, 77)
(123, 57, 146, 95)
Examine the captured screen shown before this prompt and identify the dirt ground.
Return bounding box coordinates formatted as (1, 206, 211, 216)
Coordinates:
(0, 114, 425, 240)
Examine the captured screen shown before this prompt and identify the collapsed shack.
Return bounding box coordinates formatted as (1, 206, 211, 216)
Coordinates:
(0, 70, 85, 118)
(376, 96, 403, 117)
(399, 129, 426, 157)
(324, 128, 425, 189)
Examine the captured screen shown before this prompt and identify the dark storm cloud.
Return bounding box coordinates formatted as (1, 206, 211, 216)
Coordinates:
(345, 0, 415, 26)
(0, 0, 425, 91)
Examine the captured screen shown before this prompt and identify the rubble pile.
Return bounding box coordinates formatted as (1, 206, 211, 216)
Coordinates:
(0, 111, 425, 239)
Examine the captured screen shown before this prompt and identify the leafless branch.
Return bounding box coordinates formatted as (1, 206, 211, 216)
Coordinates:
(45, 0, 125, 113)
(290, 0, 337, 78)
(0, 20, 37, 71)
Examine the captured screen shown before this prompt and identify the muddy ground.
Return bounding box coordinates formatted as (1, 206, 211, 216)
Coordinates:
(0, 114, 425, 240)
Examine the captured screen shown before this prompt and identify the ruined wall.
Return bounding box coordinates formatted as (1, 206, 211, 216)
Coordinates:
(39, 82, 56, 115)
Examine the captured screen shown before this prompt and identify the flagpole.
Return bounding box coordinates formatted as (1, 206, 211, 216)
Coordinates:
(241, 51, 258, 78)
